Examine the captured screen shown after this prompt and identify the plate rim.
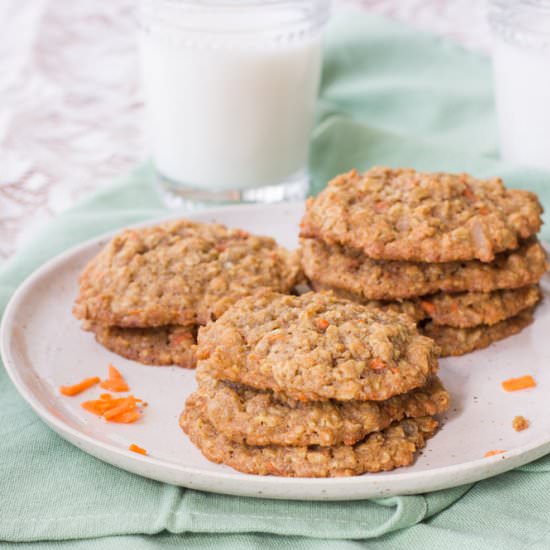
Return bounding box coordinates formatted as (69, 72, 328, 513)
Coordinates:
(2, 202, 550, 500)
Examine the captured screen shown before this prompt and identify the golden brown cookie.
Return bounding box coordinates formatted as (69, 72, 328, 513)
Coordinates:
(73, 220, 302, 328)
(302, 237, 547, 300)
(85, 322, 196, 368)
(421, 307, 535, 357)
(195, 371, 449, 446)
(180, 396, 438, 477)
(301, 167, 542, 263)
(196, 290, 439, 402)
(310, 284, 541, 329)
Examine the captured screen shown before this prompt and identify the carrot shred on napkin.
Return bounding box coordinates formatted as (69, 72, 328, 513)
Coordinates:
(81, 394, 144, 423)
(129, 444, 147, 455)
(484, 450, 506, 458)
(59, 376, 100, 396)
(501, 375, 537, 392)
(99, 364, 129, 392)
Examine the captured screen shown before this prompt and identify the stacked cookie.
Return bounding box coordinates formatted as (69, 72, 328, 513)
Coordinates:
(181, 291, 449, 477)
(73, 220, 301, 367)
(300, 167, 546, 356)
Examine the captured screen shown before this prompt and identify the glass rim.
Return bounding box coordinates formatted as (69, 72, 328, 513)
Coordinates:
(138, 0, 331, 38)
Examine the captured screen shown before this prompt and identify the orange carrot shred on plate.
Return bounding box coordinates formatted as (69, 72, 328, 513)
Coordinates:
(108, 364, 124, 380)
(129, 444, 147, 455)
(60, 376, 100, 396)
(501, 375, 537, 392)
(99, 364, 130, 392)
(103, 397, 138, 420)
(100, 379, 130, 392)
(484, 450, 506, 458)
(81, 399, 114, 415)
(81, 394, 144, 423)
(110, 410, 141, 424)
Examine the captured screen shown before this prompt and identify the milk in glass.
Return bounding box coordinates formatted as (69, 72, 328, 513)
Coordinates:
(138, 1, 330, 203)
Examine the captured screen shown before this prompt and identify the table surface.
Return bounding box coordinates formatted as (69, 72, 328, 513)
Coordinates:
(0, 0, 489, 260)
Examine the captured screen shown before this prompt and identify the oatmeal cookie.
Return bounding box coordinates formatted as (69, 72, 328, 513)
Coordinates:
(73, 220, 301, 327)
(311, 284, 541, 329)
(85, 322, 196, 368)
(195, 371, 449, 446)
(300, 167, 543, 263)
(181, 396, 438, 477)
(302, 237, 547, 300)
(422, 307, 535, 357)
(196, 290, 439, 402)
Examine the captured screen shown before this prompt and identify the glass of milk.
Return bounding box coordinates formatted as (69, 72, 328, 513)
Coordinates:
(488, 0, 550, 171)
(138, 0, 330, 206)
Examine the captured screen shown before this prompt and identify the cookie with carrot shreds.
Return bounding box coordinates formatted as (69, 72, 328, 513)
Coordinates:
(309, 283, 541, 329)
(301, 236, 547, 301)
(84, 322, 197, 368)
(300, 167, 543, 263)
(194, 370, 449, 447)
(73, 220, 302, 328)
(422, 307, 535, 357)
(181, 394, 438, 477)
(196, 290, 439, 402)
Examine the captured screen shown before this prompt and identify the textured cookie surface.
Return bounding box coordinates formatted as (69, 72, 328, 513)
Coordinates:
(302, 237, 547, 300)
(422, 308, 535, 357)
(196, 290, 439, 402)
(85, 322, 196, 368)
(181, 397, 438, 477)
(195, 371, 449, 446)
(301, 167, 543, 263)
(74, 220, 301, 328)
(312, 284, 541, 329)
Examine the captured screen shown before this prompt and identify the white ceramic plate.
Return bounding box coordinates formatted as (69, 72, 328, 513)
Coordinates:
(2, 202, 550, 501)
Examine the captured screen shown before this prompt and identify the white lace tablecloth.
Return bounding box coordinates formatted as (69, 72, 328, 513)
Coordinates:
(0, 0, 490, 260)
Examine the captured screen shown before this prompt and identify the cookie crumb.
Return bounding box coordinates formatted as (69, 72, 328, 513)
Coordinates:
(513, 415, 529, 432)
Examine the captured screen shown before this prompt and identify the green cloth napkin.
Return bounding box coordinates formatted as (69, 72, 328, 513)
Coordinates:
(2, 12, 550, 550)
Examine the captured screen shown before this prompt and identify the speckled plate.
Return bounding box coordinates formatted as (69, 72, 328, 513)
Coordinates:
(2, 202, 550, 501)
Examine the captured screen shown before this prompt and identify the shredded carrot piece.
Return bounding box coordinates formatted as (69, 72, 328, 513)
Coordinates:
(110, 410, 141, 423)
(103, 397, 137, 420)
(463, 185, 476, 200)
(108, 364, 124, 379)
(316, 318, 330, 331)
(370, 358, 386, 371)
(81, 394, 144, 423)
(100, 379, 130, 392)
(129, 444, 147, 455)
(171, 332, 194, 346)
(81, 399, 114, 415)
(100, 364, 129, 392)
(502, 375, 536, 392)
(420, 301, 436, 316)
(60, 377, 100, 396)
(484, 450, 506, 458)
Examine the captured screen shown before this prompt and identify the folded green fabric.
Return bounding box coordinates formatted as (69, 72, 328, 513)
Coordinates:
(2, 12, 550, 549)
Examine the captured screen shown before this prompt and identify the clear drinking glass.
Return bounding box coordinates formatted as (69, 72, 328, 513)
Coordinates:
(138, 0, 330, 207)
(488, 0, 550, 170)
